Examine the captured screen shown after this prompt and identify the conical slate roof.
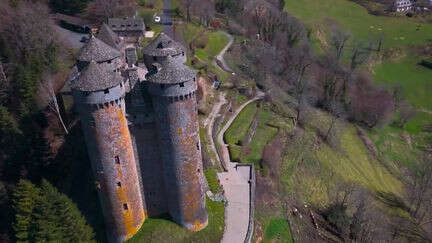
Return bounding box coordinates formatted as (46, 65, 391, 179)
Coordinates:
(77, 35, 121, 62)
(71, 61, 123, 91)
(143, 32, 184, 56)
(148, 56, 196, 84)
(97, 23, 121, 49)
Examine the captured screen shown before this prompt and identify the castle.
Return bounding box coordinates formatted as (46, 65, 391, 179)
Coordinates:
(67, 18, 208, 242)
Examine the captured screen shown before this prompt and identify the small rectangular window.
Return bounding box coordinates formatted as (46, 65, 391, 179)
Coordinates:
(179, 83, 184, 87)
(115, 156, 120, 164)
(123, 203, 128, 210)
(104, 89, 109, 94)
(117, 182, 121, 187)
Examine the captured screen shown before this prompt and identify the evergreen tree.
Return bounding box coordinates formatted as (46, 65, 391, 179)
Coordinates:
(49, 0, 91, 15)
(0, 105, 21, 150)
(12, 179, 95, 242)
(12, 180, 40, 243)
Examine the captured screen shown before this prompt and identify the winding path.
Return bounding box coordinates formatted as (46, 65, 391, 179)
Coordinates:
(213, 31, 234, 73)
(216, 93, 262, 243)
(204, 29, 262, 243)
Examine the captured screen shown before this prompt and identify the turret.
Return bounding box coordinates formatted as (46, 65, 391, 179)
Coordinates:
(71, 37, 146, 242)
(142, 32, 186, 66)
(145, 40, 208, 231)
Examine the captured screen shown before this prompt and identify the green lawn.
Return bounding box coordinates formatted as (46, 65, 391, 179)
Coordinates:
(205, 168, 222, 193)
(224, 102, 258, 145)
(225, 103, 280, 165)
(373, 56, 432, 134)
(242, 108, 279, 165)
(285, 0, 432, 48)
(127, 200, 224, 243)
(195, 31, 229, 63)
(263, 218, 293, 243)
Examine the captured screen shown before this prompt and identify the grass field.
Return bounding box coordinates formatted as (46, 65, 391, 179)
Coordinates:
(284, 0, 432, 48)
(195, 31, 229, 63)
(127, 199, 224, 243)
(224, 102, 258, 145)
(373, 56, 432, 134)
(262, 218, 293, 243)
(225, 103, 282, 165)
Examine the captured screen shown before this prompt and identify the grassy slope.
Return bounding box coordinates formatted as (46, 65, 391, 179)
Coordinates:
(262, 218, 293, 243)
(224, 102, 281, 165)
(195, 31, 229, 62)
(285, 0, 432, 48)
(373, 56, 432, 134)
(284, 0, 431, 171)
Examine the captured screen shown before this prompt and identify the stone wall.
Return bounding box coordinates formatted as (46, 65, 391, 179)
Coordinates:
(151, 86, 208, 231)
(78, 101, 146, 243)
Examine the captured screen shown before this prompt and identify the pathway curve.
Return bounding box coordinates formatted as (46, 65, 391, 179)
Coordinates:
(204, 29, 262, 242)
(204, 92, 227, 168)
(216, 92, 264, 243)
(213, 31, 234, 73)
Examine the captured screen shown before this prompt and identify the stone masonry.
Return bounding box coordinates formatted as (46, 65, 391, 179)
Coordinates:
(68, 19, 207, 242)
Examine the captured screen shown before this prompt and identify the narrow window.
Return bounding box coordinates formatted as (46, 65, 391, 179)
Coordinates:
(179, 83, 184, 87)
(115, 156, 120, 164)
(123, 203, 128, 210)
(153, 56, 157, 61)
(120, 82, 123, 88)
(117, 182, 122, 187)
(197, 142, 200, 150)
(104, 89, 109, 94)
(182, 51, 184, 56)
(197, 169, 200, 173)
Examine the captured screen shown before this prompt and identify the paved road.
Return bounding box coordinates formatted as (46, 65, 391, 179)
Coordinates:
(214, 32, 234, 73)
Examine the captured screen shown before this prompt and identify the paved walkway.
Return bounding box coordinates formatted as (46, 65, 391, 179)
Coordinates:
(204, 30, 262, 243)
(204, 92, 227, 168)
(216, 93, 264, 243)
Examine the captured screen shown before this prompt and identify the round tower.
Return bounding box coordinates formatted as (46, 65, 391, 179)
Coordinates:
(71, 37, 146, 242)
(145, 54, 208, 231)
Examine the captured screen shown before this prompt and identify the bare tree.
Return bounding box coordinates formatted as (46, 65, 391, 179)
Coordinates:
(0, 1, 56, 60)
(0, 59, 8, 103)
(86, 0, 137, 21)
(40, 75, 68, 134)
(330, 25, 351, 61)
(193, 0, 215, 26)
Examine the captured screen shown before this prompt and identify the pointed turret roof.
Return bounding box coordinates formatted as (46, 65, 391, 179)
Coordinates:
(147, 56, 196, 84)
(143, 32, 184, 57)
(71, 61, 123, 91)
(97, 23, 121, 49)
(77, 35, 121, 62)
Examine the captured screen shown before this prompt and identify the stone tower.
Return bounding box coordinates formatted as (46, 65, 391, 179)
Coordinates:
(142, 33, 208, 231)
(70, 36, 146, 243)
